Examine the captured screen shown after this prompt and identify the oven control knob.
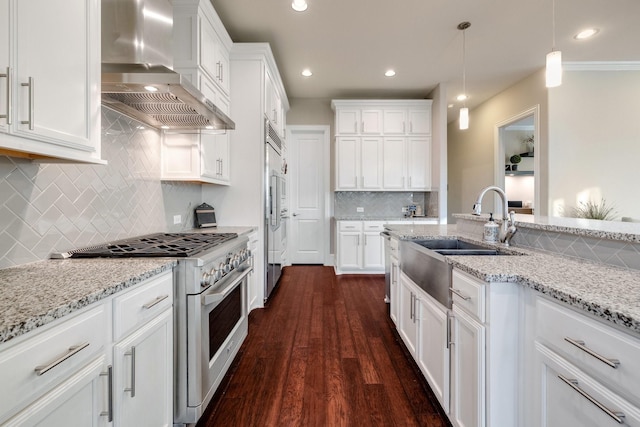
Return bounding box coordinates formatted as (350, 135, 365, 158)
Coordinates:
(223, 262, 231, 273)
(219, 262, 226, 276)
(210, 268, 221, 282)
(201, 272, 211, 287)
(245, 249, 252, 260)
(232, 255, 240, 268)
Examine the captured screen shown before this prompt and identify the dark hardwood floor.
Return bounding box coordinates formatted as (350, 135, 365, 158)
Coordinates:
(197, 265, 450, 427)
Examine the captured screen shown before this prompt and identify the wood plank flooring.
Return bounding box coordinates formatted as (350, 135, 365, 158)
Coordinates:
(197, 265, 450, 427)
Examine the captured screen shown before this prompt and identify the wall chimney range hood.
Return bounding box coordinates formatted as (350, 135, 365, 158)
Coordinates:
(101, 0, 235, 131)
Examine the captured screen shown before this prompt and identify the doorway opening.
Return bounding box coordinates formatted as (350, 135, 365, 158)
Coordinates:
(494, 105, 540, 215)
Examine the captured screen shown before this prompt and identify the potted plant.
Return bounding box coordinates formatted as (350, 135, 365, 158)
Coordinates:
(510, 154, 521, 171)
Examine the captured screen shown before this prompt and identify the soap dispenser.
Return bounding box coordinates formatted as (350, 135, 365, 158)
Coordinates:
(483, 213, 499, 242)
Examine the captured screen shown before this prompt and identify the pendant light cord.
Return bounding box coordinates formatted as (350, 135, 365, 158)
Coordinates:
(552, 0, 556, 51)
(462, 28, 466, 107)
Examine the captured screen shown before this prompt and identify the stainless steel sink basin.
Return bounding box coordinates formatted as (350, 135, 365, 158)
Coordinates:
(400, 238, 520, 308)
(412, 239, 515, 256)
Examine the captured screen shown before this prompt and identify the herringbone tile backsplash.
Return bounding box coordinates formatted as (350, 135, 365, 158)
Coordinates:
(0, 108, 202, 268)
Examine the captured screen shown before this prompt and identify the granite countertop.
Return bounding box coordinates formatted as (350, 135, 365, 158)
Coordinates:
(186, 226, 257, 236)
(454, 213, 640, 243)
(0, 258, 176, 344)
(386, 223, 640, 335)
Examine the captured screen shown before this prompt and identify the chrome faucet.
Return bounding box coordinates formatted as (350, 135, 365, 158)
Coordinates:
(472, 185, 517, 246)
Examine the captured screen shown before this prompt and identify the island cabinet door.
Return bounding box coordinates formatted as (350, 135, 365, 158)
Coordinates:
(450, 307, 486, 427)
(398, 273, 419, 357)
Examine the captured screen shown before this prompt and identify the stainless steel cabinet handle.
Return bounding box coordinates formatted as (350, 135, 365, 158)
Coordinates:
(34, 342, 90, 376)
(0, 67, 10, 124)
(410, 293, 414, 322)
(142, 294, 169, 310)
(413, 293, 418, 323)
(21, 77, 34, 130)
(564, 337, 620, 368)
(124, 346, 136, 397)
(364, 235, 368, 246)
(408, 176, 412, 188)
(216, 61, 222, 81)
(450, 288, 471, 301)
(558, 375, 625, 424)
(409, 122, 413, 133)
(446, 311, 453, 349)
(403, 122, 406, 133)
(100, 365, 113, 422)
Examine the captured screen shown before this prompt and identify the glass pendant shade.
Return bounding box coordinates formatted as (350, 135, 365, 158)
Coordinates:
(459, 107, 469, 130)
(546, 50, 562, 88)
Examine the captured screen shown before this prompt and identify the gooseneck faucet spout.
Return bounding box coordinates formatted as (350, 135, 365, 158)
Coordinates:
(472, 185, 517, 246)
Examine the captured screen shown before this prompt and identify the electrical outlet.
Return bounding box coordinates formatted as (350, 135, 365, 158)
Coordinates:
(356, 207, 364, 213)
(173, 215, 182, 225)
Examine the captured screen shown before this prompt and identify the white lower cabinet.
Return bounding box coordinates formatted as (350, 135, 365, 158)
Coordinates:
(450, 305, 485, 427)
(336, 221, 385, 274)
(3, 355, 109, 427)
(528, 292, 640, 427)
(417, 293, 450, 412)
(389, 250, 400, 326)
(0, 270, 174, 426)
(398, 273, 420, 357)
(114, 309, 172, 426)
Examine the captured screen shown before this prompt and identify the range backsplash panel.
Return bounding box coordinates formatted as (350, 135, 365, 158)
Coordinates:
(0, 108, 202, 268)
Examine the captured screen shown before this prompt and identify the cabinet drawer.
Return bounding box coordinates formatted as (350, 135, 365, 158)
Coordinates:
(339, 221, 363, 232)
(0, 304, 108, 418)
(451, 270, 486, 322)
(363, 222, 385, 231)
(536, 296, 640, 404)
(113, 271, 173, 341)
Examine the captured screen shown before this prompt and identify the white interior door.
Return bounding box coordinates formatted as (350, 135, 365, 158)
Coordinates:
(288, 126, 330, 264)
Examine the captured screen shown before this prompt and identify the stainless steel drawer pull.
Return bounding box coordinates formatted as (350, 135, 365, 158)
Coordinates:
(142, 294, 169, 309)
(450, 288, 471, 301)
(564, 337, 620, 369)
(558, 375, 625, 424)
(100, 365, 113, 422)
(124, 346, 136, 397)
(0, 67, 11, 124)
(34, 342, 90, 376)
(21, 77, 34, 130)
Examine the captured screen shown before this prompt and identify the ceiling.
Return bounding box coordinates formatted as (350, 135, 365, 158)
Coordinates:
(210, 0, 640, 121)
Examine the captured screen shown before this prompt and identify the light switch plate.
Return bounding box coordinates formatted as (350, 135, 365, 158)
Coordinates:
(173, 215, 182, 225)
(356, 207, 364, 213)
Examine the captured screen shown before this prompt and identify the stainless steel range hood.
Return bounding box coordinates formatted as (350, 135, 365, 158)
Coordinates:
(101, 0, 234, 131)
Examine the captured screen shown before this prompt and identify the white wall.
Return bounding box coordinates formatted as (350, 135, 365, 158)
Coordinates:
(548, 68, 640, 219)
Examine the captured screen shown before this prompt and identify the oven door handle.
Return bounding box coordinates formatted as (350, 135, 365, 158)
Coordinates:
(202, 266, 252, 306)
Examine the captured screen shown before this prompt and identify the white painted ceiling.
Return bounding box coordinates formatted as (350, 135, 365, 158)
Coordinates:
(210, 0, 640, 121)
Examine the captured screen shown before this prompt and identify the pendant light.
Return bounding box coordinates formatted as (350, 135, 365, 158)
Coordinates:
(458, 21, 471, 130)
(545, 0, 562, 87)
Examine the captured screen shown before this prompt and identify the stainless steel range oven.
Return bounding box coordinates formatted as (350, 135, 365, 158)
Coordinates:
(51, 232, 251, 427)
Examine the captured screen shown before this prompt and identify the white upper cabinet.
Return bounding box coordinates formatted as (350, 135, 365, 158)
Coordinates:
(173, 0, 232, 98)
(335, 108, 382, 135)
(333, 100, 432, 191)
(164, 0, 232, 185)
(0, 0, 102, 163)
(265, 70, 285, 137)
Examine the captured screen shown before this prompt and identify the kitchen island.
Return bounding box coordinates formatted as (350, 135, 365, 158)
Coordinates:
(385, 218, 640, 427)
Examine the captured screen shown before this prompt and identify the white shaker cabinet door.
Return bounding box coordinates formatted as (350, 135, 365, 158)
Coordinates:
(14, 0, 99, 151)
(114, 309, 173, 427)
(336, 137, 359, 190)
(382, 138, 405, 189)
(406, 137, 431, 190)
(2, 357, 109, 427)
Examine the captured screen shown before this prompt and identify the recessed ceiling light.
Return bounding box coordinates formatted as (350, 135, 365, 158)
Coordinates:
(456, 94, 468, 101)
(291, 0, 307, 12)
(574, 28, 599, 40)
(385, 70, 396, 77)
(301, 69, 313, 77)
(144, 85, 158, 92)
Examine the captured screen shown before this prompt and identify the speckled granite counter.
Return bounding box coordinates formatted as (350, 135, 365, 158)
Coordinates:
(0, 258, 175, 344)
(187, 226, 257, 236)
(385, 223, 640, 335)
(454, 213, 640, 243)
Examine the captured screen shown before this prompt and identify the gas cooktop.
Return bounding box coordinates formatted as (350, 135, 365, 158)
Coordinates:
(52, 232, 239, 258)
